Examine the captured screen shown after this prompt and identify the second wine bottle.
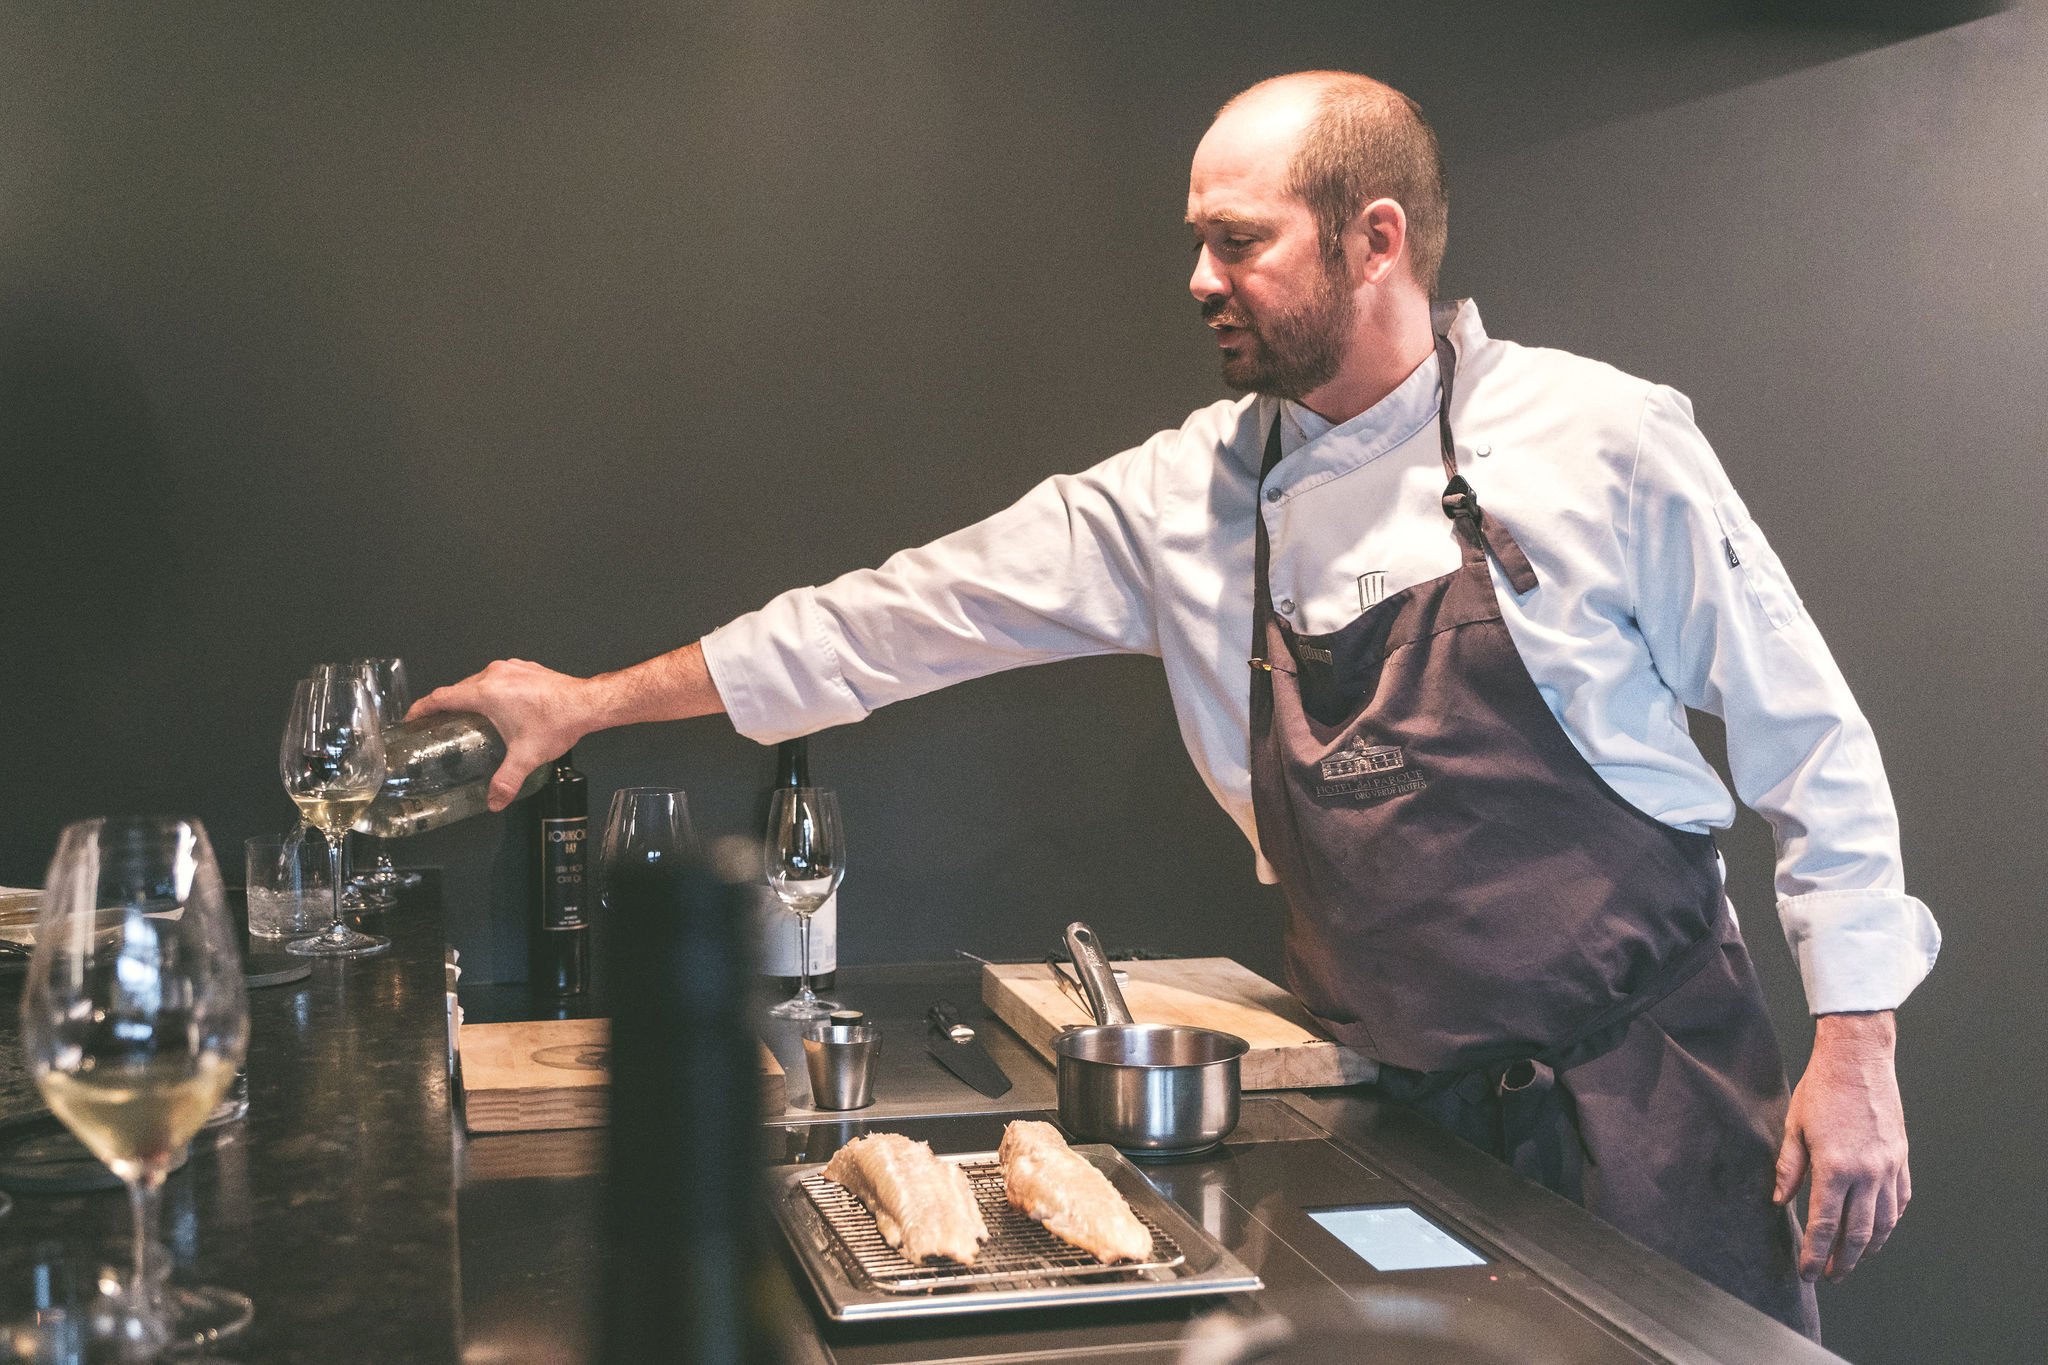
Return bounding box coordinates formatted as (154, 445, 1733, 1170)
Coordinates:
(533, 750, 590, 997)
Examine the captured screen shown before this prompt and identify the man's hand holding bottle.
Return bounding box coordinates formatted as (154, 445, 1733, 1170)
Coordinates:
(409, 642, 725, 811)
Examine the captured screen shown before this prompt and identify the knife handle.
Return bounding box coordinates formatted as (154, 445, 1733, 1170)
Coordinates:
(926, 999, 962, 1031)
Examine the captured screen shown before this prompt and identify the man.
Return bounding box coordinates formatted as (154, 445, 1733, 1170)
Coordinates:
(417, 72, 1937, 1335)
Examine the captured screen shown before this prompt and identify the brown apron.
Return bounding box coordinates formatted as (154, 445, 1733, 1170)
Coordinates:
(1247, 303, 1819, 1337)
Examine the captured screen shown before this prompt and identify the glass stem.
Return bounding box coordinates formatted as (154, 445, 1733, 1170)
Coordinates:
(326, 827, 347, 937)
(129, 1172, 163, 1318)
(796, 912, 814, 1004)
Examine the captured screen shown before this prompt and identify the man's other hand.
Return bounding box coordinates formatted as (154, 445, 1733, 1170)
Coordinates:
(408, 659, 594, 811)
(1774, 1010, 1909, 1283)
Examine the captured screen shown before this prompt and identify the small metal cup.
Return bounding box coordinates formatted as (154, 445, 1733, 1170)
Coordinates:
(802, 1019, 879, 1110)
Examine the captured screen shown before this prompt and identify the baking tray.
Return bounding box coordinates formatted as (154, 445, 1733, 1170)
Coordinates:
(771, 1143, 1262, 1321)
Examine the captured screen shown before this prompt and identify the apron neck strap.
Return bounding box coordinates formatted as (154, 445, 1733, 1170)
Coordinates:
(1431, 299, 1463, 486)
(1431, 303, 1540, 594)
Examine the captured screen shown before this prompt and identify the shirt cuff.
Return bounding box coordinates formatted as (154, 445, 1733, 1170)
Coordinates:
(1778, 889, 1941, 1014)
(699, 589, 871, 745)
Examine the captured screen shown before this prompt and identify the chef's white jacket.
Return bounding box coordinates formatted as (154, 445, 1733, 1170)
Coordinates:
(702, 301, 1940, 1016)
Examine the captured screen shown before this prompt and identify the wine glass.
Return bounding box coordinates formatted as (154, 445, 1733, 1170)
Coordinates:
(21, 815, 253, 1356)
(347, 657, 422, 908)
(762, 787, 844, 1019)
(592, 789, 694, 1004)
(278, 665, 389, 958)
(598, 787, 696, 910)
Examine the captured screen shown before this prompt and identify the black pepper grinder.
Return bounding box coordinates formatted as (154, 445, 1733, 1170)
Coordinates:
(597, 851, 791, 1362)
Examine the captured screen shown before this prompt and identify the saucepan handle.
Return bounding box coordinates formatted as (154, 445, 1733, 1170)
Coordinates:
(1063, 921, 1135, 1027)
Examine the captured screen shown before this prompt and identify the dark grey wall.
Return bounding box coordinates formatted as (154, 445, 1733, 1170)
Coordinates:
(2, 4, 2040, 1361)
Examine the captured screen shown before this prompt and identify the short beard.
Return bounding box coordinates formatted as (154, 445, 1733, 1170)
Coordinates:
(1205, 257, 1354, 402)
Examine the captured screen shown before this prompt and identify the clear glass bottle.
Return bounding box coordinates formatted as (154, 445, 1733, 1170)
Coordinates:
(354, 711, 546, 838)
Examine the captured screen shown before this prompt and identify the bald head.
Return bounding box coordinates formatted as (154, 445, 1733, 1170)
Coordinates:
(1215, 71, 1447, 297)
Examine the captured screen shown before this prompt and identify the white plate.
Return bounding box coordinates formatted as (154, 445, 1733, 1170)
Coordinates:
(0, 890, 183, 950)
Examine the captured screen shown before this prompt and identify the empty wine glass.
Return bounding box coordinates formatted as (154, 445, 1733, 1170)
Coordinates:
(763, 787, 844, 1019)
(347, 657, 421, 908)
(22, 816, 253, 1357)
(278, 665, 388, 958)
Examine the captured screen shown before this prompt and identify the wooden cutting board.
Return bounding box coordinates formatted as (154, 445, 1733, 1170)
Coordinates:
(982, 957, 1377, 1091)
(457, 1017, 785, 1134)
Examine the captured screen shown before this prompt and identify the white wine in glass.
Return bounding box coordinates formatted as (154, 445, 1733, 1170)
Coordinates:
(288, 791, 378, 837)
(40, 1054, 242, 1179)
(279, 664, 389, 958)
(22, 814, 253, 1355)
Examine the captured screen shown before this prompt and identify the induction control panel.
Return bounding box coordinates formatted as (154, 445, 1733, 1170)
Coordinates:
(1306, 1203, 1490, 1271)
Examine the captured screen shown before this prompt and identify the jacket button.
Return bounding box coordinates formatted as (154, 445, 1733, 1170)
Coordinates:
(1275, 597, 1295, 614)
(1265, 486, 1283, 503)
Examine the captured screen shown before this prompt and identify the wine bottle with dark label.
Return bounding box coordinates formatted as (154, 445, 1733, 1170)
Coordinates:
(757, 737, 836, 992)
(533, 750, 589, 997)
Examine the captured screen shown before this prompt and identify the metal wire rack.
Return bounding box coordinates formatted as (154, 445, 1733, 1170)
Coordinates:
(800, 1159, 1187, 1294)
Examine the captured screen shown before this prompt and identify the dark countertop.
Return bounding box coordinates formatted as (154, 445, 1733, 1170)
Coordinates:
(0, 879, 460, 1363)
(459, 961, 1849, 1365)
(4, 900, 1847, 1364)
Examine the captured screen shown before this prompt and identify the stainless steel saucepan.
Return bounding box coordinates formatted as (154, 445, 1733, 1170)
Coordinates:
(1052, 921, 1248, 1158)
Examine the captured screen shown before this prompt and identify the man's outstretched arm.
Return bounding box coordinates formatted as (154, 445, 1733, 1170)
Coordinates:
(408, 644, 725, 810)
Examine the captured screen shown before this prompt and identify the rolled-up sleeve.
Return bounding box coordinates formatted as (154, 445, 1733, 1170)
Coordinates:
(1627, 386, 1941, 1014)
(701, 442, 1164, 746)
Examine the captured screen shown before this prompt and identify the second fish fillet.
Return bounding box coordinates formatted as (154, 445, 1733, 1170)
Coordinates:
(822, 1133, 989, 1265)
(999, 1120, 1154, 1263)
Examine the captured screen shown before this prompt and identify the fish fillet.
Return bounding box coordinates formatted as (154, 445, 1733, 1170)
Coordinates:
(999, 1120, 1153, 1263)
(822, 1133, 989, 1265)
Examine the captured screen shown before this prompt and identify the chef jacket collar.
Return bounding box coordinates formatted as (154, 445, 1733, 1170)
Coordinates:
(1240, 299, 1487, 497)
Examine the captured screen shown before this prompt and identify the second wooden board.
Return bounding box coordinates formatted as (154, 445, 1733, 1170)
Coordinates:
(458, 1016, 786, 1133)
(980, 957, 1376, 1091)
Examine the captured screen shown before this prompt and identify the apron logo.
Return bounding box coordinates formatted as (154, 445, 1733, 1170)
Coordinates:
(1297, 642, 1333, 665)
(1358, 570, 1388, 610)
(1316, 735, 1428, 801)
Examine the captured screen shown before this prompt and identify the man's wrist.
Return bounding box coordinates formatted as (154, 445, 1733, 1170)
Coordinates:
(559, 673, 607, 740)
(577, 667, 650, 734)
(582, 641, 723, 731)
(1812, 1008, 1897, 1058)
